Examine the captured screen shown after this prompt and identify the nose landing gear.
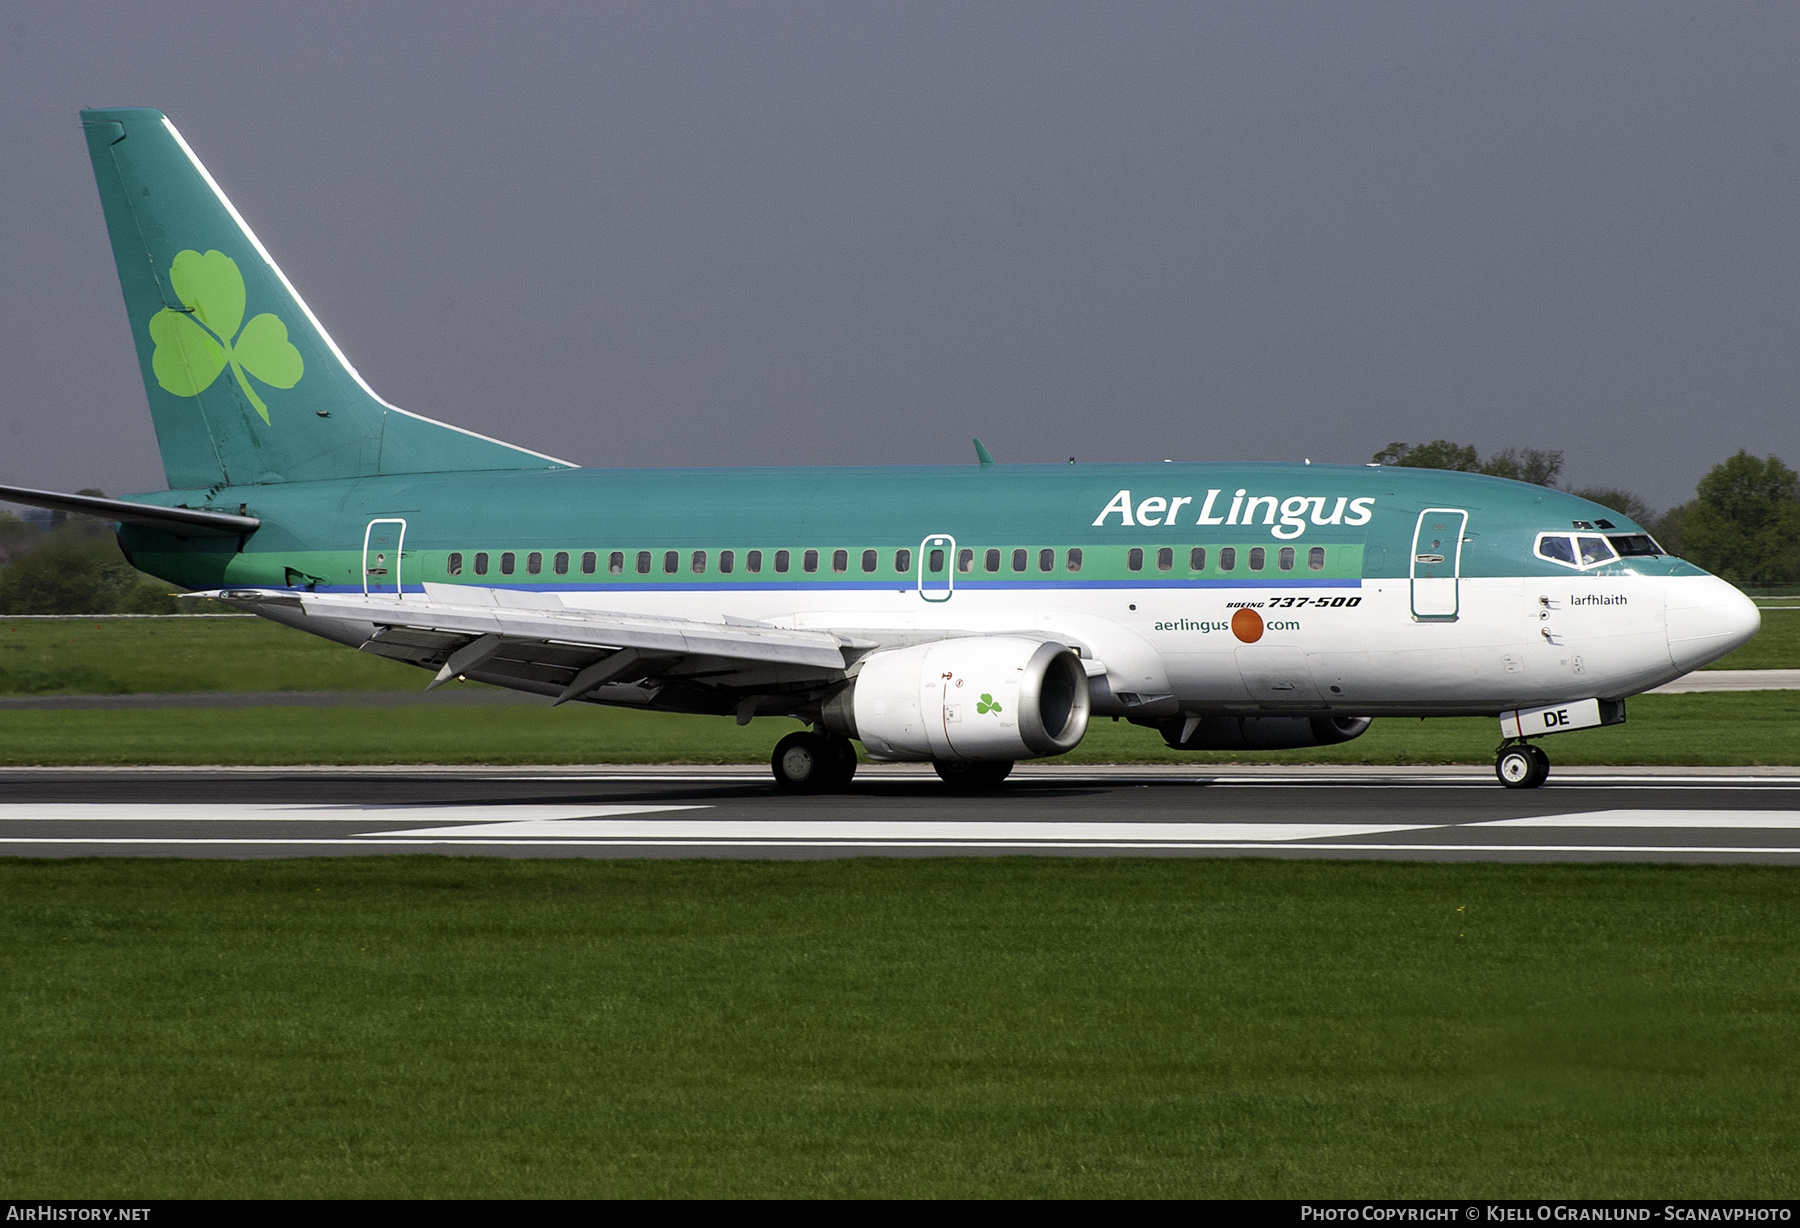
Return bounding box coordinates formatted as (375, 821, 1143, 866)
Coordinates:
(1495, 741, 1550, 789)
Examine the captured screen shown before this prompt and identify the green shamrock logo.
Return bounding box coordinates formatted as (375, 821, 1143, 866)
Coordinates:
(147, 250, 303, 424)
(976, 692, 1002, 715)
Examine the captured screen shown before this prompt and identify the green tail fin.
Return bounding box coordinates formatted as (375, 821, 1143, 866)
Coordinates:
(81, 108, 573, 489)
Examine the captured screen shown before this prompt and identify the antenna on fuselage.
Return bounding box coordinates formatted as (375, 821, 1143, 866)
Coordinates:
(973, 438, 996, 468)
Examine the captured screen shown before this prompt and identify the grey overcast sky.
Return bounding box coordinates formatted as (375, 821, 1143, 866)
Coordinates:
(2, 2, 1795, 510)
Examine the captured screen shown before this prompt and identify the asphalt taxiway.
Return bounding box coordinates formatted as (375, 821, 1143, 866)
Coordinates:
(3, 764, 1799, 863)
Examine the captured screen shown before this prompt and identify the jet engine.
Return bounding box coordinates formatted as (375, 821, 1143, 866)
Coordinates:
(822, 636, 1090, 761)
(1155, 714, 1372, 751)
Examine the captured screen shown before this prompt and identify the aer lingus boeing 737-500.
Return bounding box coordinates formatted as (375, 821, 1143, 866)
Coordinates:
(0, 109, 1762, 790)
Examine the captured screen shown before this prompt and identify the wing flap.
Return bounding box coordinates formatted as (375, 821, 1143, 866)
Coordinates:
(202, 587, 853, 671)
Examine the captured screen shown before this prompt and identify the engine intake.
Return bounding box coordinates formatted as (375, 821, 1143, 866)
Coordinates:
(823, 636, 1090, 761)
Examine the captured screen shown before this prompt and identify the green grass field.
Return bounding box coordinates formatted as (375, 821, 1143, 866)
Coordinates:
(0, 616, 419, 693)
(2, 606, 1796, 695)
(2, 610, 1795, 766)
(0, 689, 1794, 766)
(3, 857, 1795, 1197)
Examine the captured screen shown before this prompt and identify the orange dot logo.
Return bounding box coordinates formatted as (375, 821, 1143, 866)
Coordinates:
(1231, 608, 1264, 643)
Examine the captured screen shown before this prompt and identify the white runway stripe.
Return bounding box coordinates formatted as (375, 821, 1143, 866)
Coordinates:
(1477, 810, 1800, 828)
(366, 820, 1436, 842)
(0, 804, 706, 823)
(2, 838, 1800, 856)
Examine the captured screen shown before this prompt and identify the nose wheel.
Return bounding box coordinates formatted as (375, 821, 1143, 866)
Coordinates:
(1496, 742, 1550, 789)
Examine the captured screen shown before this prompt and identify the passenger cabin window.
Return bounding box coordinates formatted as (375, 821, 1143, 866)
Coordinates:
(663, 551, 679, 574)
(636, 551, 651, 574)
(861, 549, 877, 573)
(1012, 548, 1027, 572)
(582, 552, 597, 575)
(959, 548, 976, 573)
(895, 548, 911, 572)
(554, 552, 569, 575)
(1189, 547, 1205, 571)
(1038, 548, 1054, 572)
(1218, 547, 1236, 571)
(607, 551, 623, 575)
(501, 552, 516, 575)
(1156, 547, 1173, 572)
(691, 550, 707, 573)
(747, 550, 763, 573)
(774, 550, 790, 573)
(720, 550, 735, 574)
(527, 552, 542, 575)
(832, 549, 848, 572)
(928, 548, 945, 572)
(1066, 548, 1082, 572)
(1249, 547, 1266, 571)
(447, 552, 463, 576)
(1127, 547, 1144, 571)
(474, 552, 489, 576)
(1278, 546, 1295, 571)
(984, 548, 1000, 573)
(803, 549, 819, 573)
(1308, 546, 1325, 571)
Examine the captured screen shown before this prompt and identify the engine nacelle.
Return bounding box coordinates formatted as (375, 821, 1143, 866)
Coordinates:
(1156, 714, 1373, 751)
(823, 636, 1090, 761)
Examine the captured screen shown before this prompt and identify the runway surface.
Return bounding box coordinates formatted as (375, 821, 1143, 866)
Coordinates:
(4, 765, 1800, 862)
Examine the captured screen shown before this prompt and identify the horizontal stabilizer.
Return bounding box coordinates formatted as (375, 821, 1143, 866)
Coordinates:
(0, 483, 258, 537)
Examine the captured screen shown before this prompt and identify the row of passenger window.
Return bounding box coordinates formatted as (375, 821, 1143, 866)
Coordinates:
(445, 548, 916, 577)
(443, 543, 1331, 578)
(950, 545, 1324, 573)
(1122, 545, 1328, 573)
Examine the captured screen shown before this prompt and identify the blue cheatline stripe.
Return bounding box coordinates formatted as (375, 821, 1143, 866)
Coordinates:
(314, 577, 1366, 597)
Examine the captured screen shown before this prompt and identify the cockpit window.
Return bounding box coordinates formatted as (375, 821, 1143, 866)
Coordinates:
(1608, 534, 1663, 557)
(1577, 536, 1617, 565)
(1536, 531, 1632, 570)
(1536, 535, 1577, 566)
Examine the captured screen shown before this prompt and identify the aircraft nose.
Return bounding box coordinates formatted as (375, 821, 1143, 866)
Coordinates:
(1666, 575, 1761, 672)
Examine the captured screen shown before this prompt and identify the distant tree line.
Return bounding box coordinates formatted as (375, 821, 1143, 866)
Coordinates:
(0, 493, 180, 615)
(1374, 441, 1800, 586)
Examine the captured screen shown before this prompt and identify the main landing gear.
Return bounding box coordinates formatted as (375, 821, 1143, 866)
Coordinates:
(1495, 741, 1551, 789)
(771, 731, 859, 793)
(768, 734, 1019, 794)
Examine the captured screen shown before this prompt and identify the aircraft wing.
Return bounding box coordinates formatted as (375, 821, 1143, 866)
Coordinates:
(196, 585, 867, 712)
